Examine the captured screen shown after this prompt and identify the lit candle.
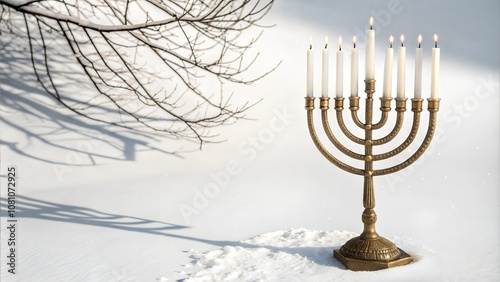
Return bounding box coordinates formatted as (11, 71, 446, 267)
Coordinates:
(322, 37, 329, 98)
(350, 36, 358, 97)
(414, 34, 423, 99)
(431, 34, 440, 99)
(336, 36, 343, 98)
(383, 35, 394, 98)
(307, 37, 314, 97)
(365, 17, 375, 80)
(397, 34, 406, 99)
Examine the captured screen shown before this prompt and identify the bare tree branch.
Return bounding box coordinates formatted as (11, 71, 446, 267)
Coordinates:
(0, 0, 279, 149)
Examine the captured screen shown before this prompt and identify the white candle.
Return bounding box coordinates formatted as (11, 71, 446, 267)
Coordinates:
(365, 17, 375, 80)
(397, 34, 406, 99)
(431, 34, 440, 99)
(307, 37, 314, 97)
(350, 36, 358, 97)
(336, 36, 343, 98)
(383, 35, 394, 98)
(414, 34, 423, 99)
(322, 37, 329, 98)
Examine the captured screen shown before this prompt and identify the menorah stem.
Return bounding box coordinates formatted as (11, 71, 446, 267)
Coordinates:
(361, 178, 379, 240)
(361, 79, 378, 239)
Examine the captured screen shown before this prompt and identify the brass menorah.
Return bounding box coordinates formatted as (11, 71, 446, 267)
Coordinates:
(305, 79, 440, 271)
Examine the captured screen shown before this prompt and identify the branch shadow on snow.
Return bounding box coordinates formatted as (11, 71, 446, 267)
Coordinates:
(0, 195, 345, 271)
(0, 29, 182, 167)
(1, 195, 189, 232)
(0, 76, 181, 164)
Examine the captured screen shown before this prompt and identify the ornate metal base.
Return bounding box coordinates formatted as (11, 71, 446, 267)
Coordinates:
(334, 239, 413, 271)
(339, 235, 401, 261)
(332, 208, 413, 271)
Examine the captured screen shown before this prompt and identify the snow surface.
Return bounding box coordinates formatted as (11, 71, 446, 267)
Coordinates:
(184, 228, 435, 282)
(1, 0, 499, 281)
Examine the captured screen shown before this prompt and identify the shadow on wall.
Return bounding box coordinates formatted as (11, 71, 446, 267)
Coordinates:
(0, 28, 182, 167)
(0, 195, 344, 269)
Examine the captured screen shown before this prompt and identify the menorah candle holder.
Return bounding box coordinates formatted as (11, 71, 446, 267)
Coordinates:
(305, 79, 440, 271)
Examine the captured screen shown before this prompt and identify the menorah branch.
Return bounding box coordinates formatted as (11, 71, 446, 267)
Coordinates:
(372, 97, 392, 129)
(336, 98, 365, 144)
(372, 98, 405, 145)
(305, 97, 364, 176)
(349, 97, 365, 129)
(373, 111, 404, 145)
(373, 98, 440, 176)
(321, 99, 364, 160)
(373, 98, 422, 160)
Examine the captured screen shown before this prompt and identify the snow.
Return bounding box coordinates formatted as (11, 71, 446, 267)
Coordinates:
(1, 0, 499, 281)
(183, 228, 437, 282)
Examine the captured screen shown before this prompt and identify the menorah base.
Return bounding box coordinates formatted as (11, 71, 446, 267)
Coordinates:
(334, 236, 413, 271)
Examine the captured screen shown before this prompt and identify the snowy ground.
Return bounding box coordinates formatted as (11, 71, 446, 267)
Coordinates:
(1, 0, 499, 281)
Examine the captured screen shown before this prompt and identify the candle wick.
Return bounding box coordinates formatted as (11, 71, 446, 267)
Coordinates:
(418, 43, 421, 48)
(401, 42, 404, 47)
(354, 42, 356, 48)
(390, 43, 393, 48)
(435, 42, 437, 48)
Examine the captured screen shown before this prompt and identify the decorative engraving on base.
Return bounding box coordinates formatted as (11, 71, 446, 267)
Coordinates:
(339, 236, 400, 261)
(334, 248, 413, 271)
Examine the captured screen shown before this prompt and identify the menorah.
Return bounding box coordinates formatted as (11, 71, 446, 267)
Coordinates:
(305, 80, 440, 270)
(304, 17, 441, 270)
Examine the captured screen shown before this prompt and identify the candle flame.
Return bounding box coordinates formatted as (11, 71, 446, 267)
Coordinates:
(353, 35, 356, 48)
(325, 36, 328, 49)
(309, 36, 312, 49)
(338, 36, 342, 51)
(389, 35, 394, 48)
(369, 17, 374, 29)
(418, 34, 422, 48)
(434, 33, 438, 47)
(400, 34, 405, 47)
